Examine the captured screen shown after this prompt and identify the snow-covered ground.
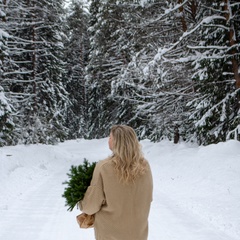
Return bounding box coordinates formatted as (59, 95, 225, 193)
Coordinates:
(0, 138, 240, 240)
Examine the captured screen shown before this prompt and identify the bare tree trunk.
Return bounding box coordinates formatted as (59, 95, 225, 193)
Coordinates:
(178, 0, 187, 32)
(174, 125, 180, 144)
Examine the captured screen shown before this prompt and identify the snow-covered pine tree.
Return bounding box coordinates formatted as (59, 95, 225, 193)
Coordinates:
(86, 0, 143, 138)
(86, 0, 119, 138)
(0, 0, 19, 145)
(63, 0, 90, 139)
(188, 0, 240, 144)
(2, 0, 70, 144)
(112, 0, 196, 142)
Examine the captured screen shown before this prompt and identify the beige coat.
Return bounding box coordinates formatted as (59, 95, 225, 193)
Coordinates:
(79, 157, 153, 240)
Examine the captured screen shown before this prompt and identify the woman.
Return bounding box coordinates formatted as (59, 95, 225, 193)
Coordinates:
(79, 125, 153, 240)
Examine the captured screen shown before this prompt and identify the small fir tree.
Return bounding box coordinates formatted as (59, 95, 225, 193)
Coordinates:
(62, 159, 96, 211)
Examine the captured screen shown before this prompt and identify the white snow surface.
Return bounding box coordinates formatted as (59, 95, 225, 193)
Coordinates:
(0, 138, 240, 240)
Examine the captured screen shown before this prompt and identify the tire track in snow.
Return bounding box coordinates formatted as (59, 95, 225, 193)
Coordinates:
(0, 168, 94, 240)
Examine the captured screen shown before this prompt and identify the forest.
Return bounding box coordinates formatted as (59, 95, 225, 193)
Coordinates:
(0, 0, 239, 146)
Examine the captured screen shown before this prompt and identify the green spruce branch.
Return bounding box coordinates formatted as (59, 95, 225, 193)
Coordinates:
(62, 158, 96, 211)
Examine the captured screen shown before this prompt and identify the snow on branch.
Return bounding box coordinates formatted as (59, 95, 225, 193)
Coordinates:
(0, 29, 10, 39)
(195, 88, 240, 127)
(141, 0, 189, 27)
(227, 124, 240, 140)
(153, 15, 226, 62)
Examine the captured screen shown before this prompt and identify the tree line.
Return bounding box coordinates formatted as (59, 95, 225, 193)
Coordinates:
(0, 0, 239, 146)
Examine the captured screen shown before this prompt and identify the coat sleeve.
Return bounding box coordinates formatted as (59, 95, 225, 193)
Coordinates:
(79, 162, 105, 215)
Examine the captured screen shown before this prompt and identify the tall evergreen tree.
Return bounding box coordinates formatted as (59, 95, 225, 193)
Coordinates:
(1, 0, 70, 144)
(86, 0, 145, 138)
(188, 0, 240, 144)
(63, 0, 90, 139)
(0, 0, 16, 145)
(112, 0, 196, 141)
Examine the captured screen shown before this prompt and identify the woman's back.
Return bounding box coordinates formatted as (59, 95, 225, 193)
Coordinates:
(79, 125, 153, 240)
(92, 158, 153, 240)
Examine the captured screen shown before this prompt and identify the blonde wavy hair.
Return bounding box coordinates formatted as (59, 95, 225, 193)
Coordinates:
(109, 125, 148, 183)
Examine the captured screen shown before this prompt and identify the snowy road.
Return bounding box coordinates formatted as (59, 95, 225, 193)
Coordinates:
(150, 192, 236, 240)
(0, 164, 94, 240)
(0, 139, 239, 240)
